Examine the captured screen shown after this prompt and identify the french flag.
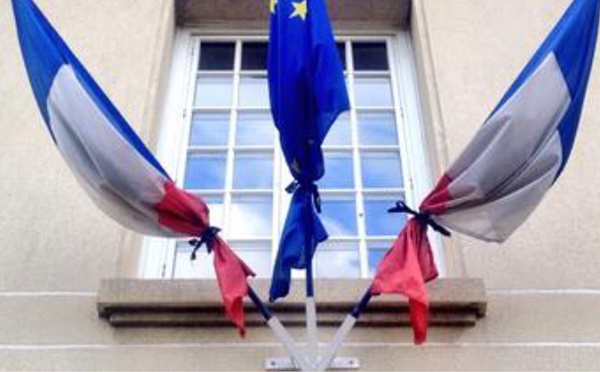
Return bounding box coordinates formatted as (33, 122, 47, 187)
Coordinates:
(373, 0, 599, 344)
(12, 0, 255, 335)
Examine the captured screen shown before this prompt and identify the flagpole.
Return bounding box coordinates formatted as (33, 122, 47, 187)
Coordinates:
(247, 286, 313, 372)
(305, 245, 318, 364)
(316, 288, 374, 371)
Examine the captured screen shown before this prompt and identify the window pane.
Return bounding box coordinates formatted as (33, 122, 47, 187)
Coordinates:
(230, 196, 272, 238)
(354, 77, 393, 107)
(174, 242, 271, 279)
(239, 76, 269, 108)
(324, 113, 351, 146)
(318, 151, 353, 189)
(242, 42, 268, 70)
(189, 112, 230, 146)
(199, 42, 235, 71)
(195, 76, 233, 107)
(236, 112, 275, 146)
(353, 42, 389, 71)
(204, 194, 225, 227)
(174, 243, 216, 279)
(357, 111, 398, 146)
(315, 250, 360, 278)
(236, 250, 271, 278)
(320, 199, 357, 237)
(184, 153, 227, 190)
(361, 151, 403, 189)
(364, 197, 406, 236)
(337, 42, 347, 71)
(233, 152, 273, 189)
(368, 246, 388, 277)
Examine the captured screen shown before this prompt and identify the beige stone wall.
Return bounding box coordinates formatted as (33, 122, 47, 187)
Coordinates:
(0, 0, 599, 370)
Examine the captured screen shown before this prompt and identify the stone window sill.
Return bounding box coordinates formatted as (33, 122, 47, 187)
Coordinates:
(98, 278, 485, 328)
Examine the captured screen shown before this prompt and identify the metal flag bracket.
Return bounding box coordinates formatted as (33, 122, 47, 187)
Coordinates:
(245, 275, 375, 371)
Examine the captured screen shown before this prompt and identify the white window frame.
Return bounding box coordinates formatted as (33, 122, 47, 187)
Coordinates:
(139, 29, 445, 279)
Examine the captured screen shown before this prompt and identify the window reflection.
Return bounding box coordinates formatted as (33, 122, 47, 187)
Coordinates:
(320, 199, 357, 236)
(195, 76, 234, 107)
(358, 111, 398, 146)
(364, 198, 406, 236)
(236, 250, 271, 278)
(203, 195, 224, 227)
(239, 76, 269, 107)
(323, 113, 351, 146)
(361, 152, 403, 189)
(315, 250, 360, 278)
(233, 152, 273, 189)
(229, 196, 273, 238)
(236, 112, 274, 146)
(354, 77, 393, 107)
(318, 152, 354, 189)
(368, 247, 388, 277)
(189, 112, 230, 147)
(174, 245, 216, 279)
(184, 153, 227, 190)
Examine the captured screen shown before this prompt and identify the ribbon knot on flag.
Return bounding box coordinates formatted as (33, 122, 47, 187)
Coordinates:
(285, 181, 322, 213)
(388, 201, 451, 237)
(189, 226, 222, 259)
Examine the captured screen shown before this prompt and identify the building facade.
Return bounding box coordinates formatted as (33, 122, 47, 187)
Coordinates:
(0, 0, 599, 370)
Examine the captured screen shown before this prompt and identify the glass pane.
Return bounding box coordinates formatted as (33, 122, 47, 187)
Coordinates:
(174, 244, 216, 279)
(236, 112, 275, 146)
(204, 194, 225, 227)
(242, 42, 268, 70)
(189, 112, 230, 146)
(336, 42, 347, 71)
(236, 250, 271, 278)
(184, 153, 227, 190)
(233, 152, 273, 189)
(353, 42, 389, 71)
(318, 152, 353, 189)
(368, 246, 388, 277)
(239, 76, 269, 107)
(315, 250, 360, 278)
(320, 199, 357, 237)
(194, 76, 233, 107)
(364, 197, 406, 236)
(324, 113, 351, 146)
(230, 196, 273, 238)
(199, 42, 235, 71)
(354, 77, 393, 107)
(357, 111, 398, 146)
(361, 151, 403, 189)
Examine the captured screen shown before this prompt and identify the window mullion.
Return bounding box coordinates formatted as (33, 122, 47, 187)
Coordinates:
(346, 41, 369, 279)
(164, 35, 203, 279)
(386, 37, 415, 207)
(222, 40, 243, 239)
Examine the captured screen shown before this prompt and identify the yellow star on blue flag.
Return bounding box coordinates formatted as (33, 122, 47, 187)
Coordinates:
(290, 1, 307, 20)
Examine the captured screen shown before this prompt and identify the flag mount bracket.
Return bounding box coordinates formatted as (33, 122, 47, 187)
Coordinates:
(265, 357, 360, 371)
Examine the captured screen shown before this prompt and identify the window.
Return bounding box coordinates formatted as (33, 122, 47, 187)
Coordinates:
(141, 33, 441, 280)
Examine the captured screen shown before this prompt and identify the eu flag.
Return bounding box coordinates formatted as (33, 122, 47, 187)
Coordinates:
(268, 0, 350, 301)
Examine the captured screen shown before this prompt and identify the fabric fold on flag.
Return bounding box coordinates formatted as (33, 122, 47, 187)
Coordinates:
(213, 237, 256, 336)
(421, 0, 599, 242)
(267, 0, 349, 301)
(12, 0, 255, 335)
(372, 0, 598, 344)
(371, 218, 438, 344)
(270, 185, 328, 301)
